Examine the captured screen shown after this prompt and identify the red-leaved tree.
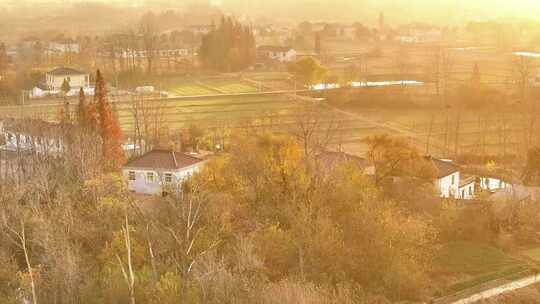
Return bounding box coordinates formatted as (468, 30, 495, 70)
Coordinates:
(94, 69, 126, 171)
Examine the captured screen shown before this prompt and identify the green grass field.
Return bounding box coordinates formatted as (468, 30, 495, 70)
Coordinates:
(437, 242, 530, 294)
(167, 83, 217, 96)
(521, 248, 540, 262)
(166, 79, 259, 96)
(209, 80, 259, 94)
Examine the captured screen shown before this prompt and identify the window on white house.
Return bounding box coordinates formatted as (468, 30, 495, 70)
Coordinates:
(146, 172, 155, 183)
(469, 186, 473, 196)
(451, 174, 455, 185)
(128, 171, 136, 181)
(164, 173, 173, 183)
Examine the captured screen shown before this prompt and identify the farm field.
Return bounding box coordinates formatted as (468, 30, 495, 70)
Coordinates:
(339, 105, 530, 158)
(325, 41, 519, 90)
(166, 82, 217, 96)
(209, 80, 260, 94)
(164, 78, 260, 97)
(437, 242, 531, 295)
(0, 93, 305, 136)
(0, 92, 389, 154)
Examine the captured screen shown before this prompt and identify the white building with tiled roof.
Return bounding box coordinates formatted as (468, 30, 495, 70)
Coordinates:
(45, 67, 90, 91)
(122, 150, 207, 196)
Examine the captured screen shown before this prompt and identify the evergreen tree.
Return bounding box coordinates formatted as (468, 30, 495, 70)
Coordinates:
(77, 88, 87, 127)
(61, 78, 71, 95)
(199, 17, 256, 72)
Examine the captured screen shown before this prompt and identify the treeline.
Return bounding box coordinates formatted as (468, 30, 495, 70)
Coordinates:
(199, 17, 256, 72)
(2, 126, 540, 302)
(0, 132, 437, 303)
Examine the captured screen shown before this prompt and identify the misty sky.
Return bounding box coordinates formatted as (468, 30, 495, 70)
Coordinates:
(221, 0, 540, 24)
(8, 0, 540, 24)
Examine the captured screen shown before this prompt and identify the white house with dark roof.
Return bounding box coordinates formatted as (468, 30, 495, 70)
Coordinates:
(45, 67, 90, 91)
(122, 150, 207, 196)
(427, 157, 475, 200)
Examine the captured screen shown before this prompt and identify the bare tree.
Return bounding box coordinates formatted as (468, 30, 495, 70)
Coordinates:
(428, 45, 455, 105)
(288, 104, 342, 158)
(116, 214, 136, 304)
(512, 55, 537, 153)
(513, 55, 534, 103)
(131, 94, 167, 153)
(1, 213, 38, 304)
(139, 12, 160, 74)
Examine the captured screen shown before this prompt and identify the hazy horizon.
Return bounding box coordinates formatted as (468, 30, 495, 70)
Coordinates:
(5, 0, 540, 25)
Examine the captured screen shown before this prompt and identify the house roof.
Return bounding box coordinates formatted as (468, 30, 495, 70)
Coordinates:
(317, 151, 367, 170)
(123, 150, 205, 170)
(460, 175, 476, 187)
(47, 67, 87, 76)
(258, 45, 293, 53)
(426, 157, 459, 178)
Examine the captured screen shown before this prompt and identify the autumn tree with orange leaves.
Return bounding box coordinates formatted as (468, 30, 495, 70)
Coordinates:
(93, 70, 126, 171)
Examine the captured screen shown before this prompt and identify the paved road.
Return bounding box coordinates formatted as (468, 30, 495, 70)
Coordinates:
(450, 274, 540, 304)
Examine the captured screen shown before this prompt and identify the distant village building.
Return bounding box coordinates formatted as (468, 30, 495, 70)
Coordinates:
(187, 24, 215, 35)
(254, 25, 292, 46)
(396, 25, 442, 43)
(257, 46, 297, 62)
(48, 38, 80, 55)
(103, 48, 192, 59)
(0, 119, 66, 154)
(44, 67, 90, 91)
(123, 150, 207, 196)
(338, 25, 357, 40)
(19, 36, 42, 50)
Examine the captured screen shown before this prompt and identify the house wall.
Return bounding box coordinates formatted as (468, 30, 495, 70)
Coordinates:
(46, 74, 89, 90)
(458, 182, 475, 200)
(123, 163, 205, 195)
(437, 172, 460, 199)
(480, 177, 508, 191)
